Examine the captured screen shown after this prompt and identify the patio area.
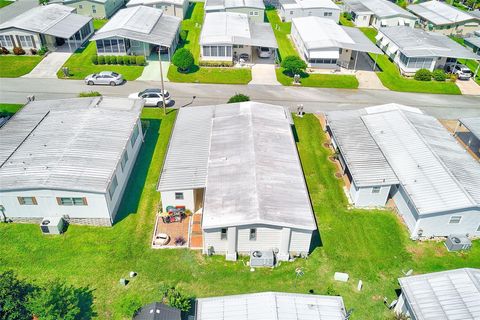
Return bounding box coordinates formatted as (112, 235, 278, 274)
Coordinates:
(152, 214, 191, 249)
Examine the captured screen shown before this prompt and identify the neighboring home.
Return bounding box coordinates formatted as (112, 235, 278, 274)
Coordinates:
(196, 292, 347, 320)
(63, 0, 124, 18)
(376, 26, 478, 74)
(325, 104, 480, 238)
(126, 0, 188, 19)
(204, 0, 265, 23)
(133, 302, 181, 320)
(291, 16, 382, 69)
(0, 97, 144, 226)
(199, 12, 277, 63)
(0, 0, 38, 23)
(465, 36, 480, 55)
(394, 268, 480, 320)
(279, 0, 340, 23)
(456, 117, 480, 157)
(343, 0, 416, 29)
(91, 6, 181, 60)
(0, 4, 93, 53)
(408, 0, 479, 37)
(158, 102, 317, 261)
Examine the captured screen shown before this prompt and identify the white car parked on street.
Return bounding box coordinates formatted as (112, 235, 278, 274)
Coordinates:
(128, 88, 171, 107)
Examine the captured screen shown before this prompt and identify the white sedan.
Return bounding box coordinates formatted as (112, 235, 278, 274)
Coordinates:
(128, 88, 170, 107)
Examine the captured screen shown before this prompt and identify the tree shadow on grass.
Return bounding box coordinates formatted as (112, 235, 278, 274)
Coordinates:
(113, 119, 161, 224)
(184, 2, 195, 20)
(76, 286, 97, 320)
(282, 69, 310, 79)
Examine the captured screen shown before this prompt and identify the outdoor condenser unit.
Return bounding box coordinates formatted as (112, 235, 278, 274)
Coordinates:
(40, 217, 65, 235)
(250, 250, 275, 267)
(445, 234, 472, 252)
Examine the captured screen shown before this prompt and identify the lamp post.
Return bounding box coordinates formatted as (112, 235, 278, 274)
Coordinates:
(158, 47, 167, 115)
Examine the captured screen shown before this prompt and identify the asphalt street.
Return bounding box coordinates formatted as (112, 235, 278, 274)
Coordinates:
(1, 78, 479, 118)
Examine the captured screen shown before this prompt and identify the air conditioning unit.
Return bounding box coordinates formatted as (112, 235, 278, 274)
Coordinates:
(445, 234, 472, 252)
(40, 217, 65, 235)
(250, 250, 275, 267)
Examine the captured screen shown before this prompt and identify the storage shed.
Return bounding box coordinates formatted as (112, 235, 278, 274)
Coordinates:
(457, 117, 480, 157)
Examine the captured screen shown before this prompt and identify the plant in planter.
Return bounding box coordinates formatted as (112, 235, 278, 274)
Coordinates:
(13, 47, 26, 55)
(174, 236, 186, 246)
(172, 48, 194, 73)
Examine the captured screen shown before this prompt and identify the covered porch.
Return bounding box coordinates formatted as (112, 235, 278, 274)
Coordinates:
(43, 17, 93, 52)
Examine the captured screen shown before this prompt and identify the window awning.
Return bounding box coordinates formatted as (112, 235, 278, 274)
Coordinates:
(310, 50, 339, 59)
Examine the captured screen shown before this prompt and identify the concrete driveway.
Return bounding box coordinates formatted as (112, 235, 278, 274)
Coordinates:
(138, 60, 170, 82)
(455, 78, 480, 95)
(249, 64, 280, 86)
(23, 52, 72, 79)
(356, 71, 387, 90)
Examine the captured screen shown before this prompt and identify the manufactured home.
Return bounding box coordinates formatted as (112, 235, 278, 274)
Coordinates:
(204, 0, 265, 23)
(126, 0, 189, 18)
(63, 0, 124, 18)
(343, 0, 416, 29)
(279, 0, 340, 22)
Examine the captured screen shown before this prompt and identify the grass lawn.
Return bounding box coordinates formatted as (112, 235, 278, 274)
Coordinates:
(1, 110, 479, 319)
(0, 103, 23, 114)
(276, 68, 359, 89)
(167, 2, 251, 84)
(93, 19, 108, 30)
(339, 15, 355, 27)
(0, 0, 13, 8)
(265, 8, 297, 60)
(360, 28, 461, 95)
(56, 42, 144, 81)
(0, 55, 43, 78)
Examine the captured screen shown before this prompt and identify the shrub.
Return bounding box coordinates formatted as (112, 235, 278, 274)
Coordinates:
(118, 56, 124, 65)
(37, 46, 48, 56)
(91, 55, 98, 65)
(179, 30, 188, 43)
(172, 48, 194, 72)
(343, 12, 353, 20)
(432, 69, 446, 81)
(136, 55, 146, 66)
(414, 68, 432, 81)
(199, 60, 233, 67)
(0, 47, 9, 54)
(110, 56, 117, 64)
(30, 48, 37, 55)
(159, 284, 192, 312)
(281, 55, 307, 76)
(0, 270, 34, 320)
(228, 93, 250, 103)
(98, 55, 105, 64)
(13, 47, 25, 55)
(130, 56, 136, 65)
(78, 91, 102, 97)
(123, 56, 130, 65)
(107, 55, 114, 64)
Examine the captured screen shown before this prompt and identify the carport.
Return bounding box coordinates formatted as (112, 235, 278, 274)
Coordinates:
(456, 117, 480, 158)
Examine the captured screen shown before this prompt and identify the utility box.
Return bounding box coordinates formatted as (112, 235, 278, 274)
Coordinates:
(40, 217, 65, 235)
(445, 234, 472, 252)
(334, 272, 349, 282)
(250, 250, 275, 267)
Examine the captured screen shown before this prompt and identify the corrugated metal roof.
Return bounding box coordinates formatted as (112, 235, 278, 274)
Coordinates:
(344, 0, 416, 18)
(200, 12, 278, 48)
(292, 17, 382, 54)
(398, 268, 480, 320)
(0, 97, 143, 193)
(465, 36, 480, 48)
(126, 0, 186, 7)
(378, 26, 478, 59)
(205, 0, 265, 11)
(0, 4, 91, 38)
(325, 107, 399, 187)
(460, 117, 480, 140)
(280, 0, 339, 10)
(408, 0, 478, 25)
(196, 292, 346, 320)
(91, 6, 181, 47)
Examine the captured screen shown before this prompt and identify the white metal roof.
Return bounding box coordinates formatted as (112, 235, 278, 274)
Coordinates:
(196, 292, 346, 320)
(460, 117, 480, 140)
(378, 26, 478, 59)
(200, 12, 278, 48)
(292, 16, 382, 54)
(344, 0, 416, 19)
(205, 0, 265, 11)
(465, 36, 480, 49)
(126, 0, 186, 7)
(280, 0, 339, 11)
(0, 97, 143, 194)
(398, 268, 480, 320)
(91, 6, 181, 47)
(0, 4, 92, 39)
(408, 0, 478, 26)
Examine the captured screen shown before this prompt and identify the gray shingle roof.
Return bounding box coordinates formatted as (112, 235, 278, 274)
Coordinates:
(344, 0, 416, 19)
(460, 117, 480, 140)
(408, 0, 478, 25)
(133, 302, 181, 320)
(0, 97, 143, 193)
(91, 6, 181, 47)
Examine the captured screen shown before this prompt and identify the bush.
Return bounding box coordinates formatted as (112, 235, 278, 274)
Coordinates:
(107, 55, 114, 64)
(0, 270, 34, 320)
(159, 284, 192, 312)
(118, 56, 124, 65)
(414, 68, 432, 81)
(281, 55, 307, 76)
(0, 46, 9, 54)
(121, 56, 128, 65)
(13, 47, 25, 55)
(130, 56, 136, 65)
(78, 91, 102, 97)
(91, 55, 98, 65)
(343, 12, 353, 20)
(179, 30, 188, 43)
(432, 69, 446, 81)
(136, 55, 146, 66)
(30, 48, 37, 55)
(98, 55, 105, 64)
(228, 93, 250, 103)
(37, 46, 48, 56)
(172, 48, 194, 72)
(110, 56, 117, 64)
(199, 60, 233, 67)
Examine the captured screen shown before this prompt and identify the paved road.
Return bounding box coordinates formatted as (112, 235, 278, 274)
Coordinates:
(1, 78, 479, 118)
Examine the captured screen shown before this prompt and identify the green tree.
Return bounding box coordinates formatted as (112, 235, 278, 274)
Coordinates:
(159, 283, 192, 312)
(228, 93, 250, 103)
(0, 270, 33, 320)
(172, 48, 194, 72)
(281, 55, 307, 77)
(414, 68, 432, 81)
(39, 0, 49, 5)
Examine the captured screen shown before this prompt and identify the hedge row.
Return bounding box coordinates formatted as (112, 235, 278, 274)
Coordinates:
(199, 60, 234, 67)
(414, 68, 447, 82)
(91, 55, 146, 66)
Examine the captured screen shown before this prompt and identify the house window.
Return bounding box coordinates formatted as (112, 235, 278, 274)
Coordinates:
(324, 12, 332, 17)
(290, 10, 293, 15)
(120, 151, 129, 171)
(0, 35, 13, 47)
(57, 197, 87, 206)
(108, 176, 118, 200)
(175, 192, 184, 200)
(79, 4, 83, 8)
(249, 228, 257, 241)
(221, 228, 228, 240)
(372, 186, 381, 194)
(18, 35, 34, 48)
(130, 123, 139, 147)
(92, 5, 96, 13)
(449, 216, 462, 224)
(17, 197, 37, 205)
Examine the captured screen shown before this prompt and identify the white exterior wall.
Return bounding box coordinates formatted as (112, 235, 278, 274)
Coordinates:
(349, 181, 391, 207)
(391, 184, 419, 235)
(160, 189, 195, 212)
(281, 6, 340, 22)
(393, 294, 412, 318)
(417, 19, 480, 37)
(227, 7, 265, 23)
(393, 52, 437, 73)
(353, 13, 372, 27)
(0, 28, 41, 51)
(371, 16, 416, 29)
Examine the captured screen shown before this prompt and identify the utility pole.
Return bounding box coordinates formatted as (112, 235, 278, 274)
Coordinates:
(158, 47, 166, 115)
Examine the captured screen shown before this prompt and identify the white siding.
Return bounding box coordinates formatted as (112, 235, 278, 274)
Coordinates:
(203, 228, 228, 253)
(281, 7, 340, 22)
(349, 182, 391, 207)
(391, 185, 419, 235)
(353, 13, 371, 27)
(0, 27, 41, 51)
(290, 229, 312, 253)
(236, 226, 281, 253)
(227, 7, 265, 23)
(160, 189, 195, 212)
(416, 208, 480, 238)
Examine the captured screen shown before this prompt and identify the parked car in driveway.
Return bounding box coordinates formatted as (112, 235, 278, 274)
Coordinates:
(445, 63, 472, 80)
(257, 47, 273, 58)
(128, 88, 171, 107)
(85, 71, 124, 86)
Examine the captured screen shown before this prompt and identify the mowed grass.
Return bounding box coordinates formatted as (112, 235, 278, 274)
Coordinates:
(1, 111, 479, 319)
(56, 42, 144, 80)
(0, 55, 43, 78)
(167, 2, 251, 84)
(0, 103, 23, 114)
(0, 0, 13, 8)
(360, 28, 461, 95)
(265, 8, 297, 60)
(276, 68, 359, 88)
(93, 19, 108, 30)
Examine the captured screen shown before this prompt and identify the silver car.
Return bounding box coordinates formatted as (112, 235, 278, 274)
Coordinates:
(85, 71, 124, 86)
(445, 63, 472, 80)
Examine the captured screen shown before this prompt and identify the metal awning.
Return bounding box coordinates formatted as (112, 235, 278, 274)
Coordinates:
(310, 50, 339, 59)
(43, 14, 91, 39)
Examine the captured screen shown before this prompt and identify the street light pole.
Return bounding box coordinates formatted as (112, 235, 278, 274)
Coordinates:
(158, 47, 166, 115)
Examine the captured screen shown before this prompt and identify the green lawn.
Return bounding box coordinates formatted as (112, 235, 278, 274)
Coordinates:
(339, 15, 355, 27)
(56, 42, 144, 80)
(276, 68, 359, 88)
(1, 111, 479, 319)
(0, 55, 43, 78)
(265, 8, 298, 60)
(93, 19, 108, 30)
(167, 2, 252, 84)
(360, 28, 461, 94)
(0, 103, 22, 114)
(0, 0, 13, 8)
